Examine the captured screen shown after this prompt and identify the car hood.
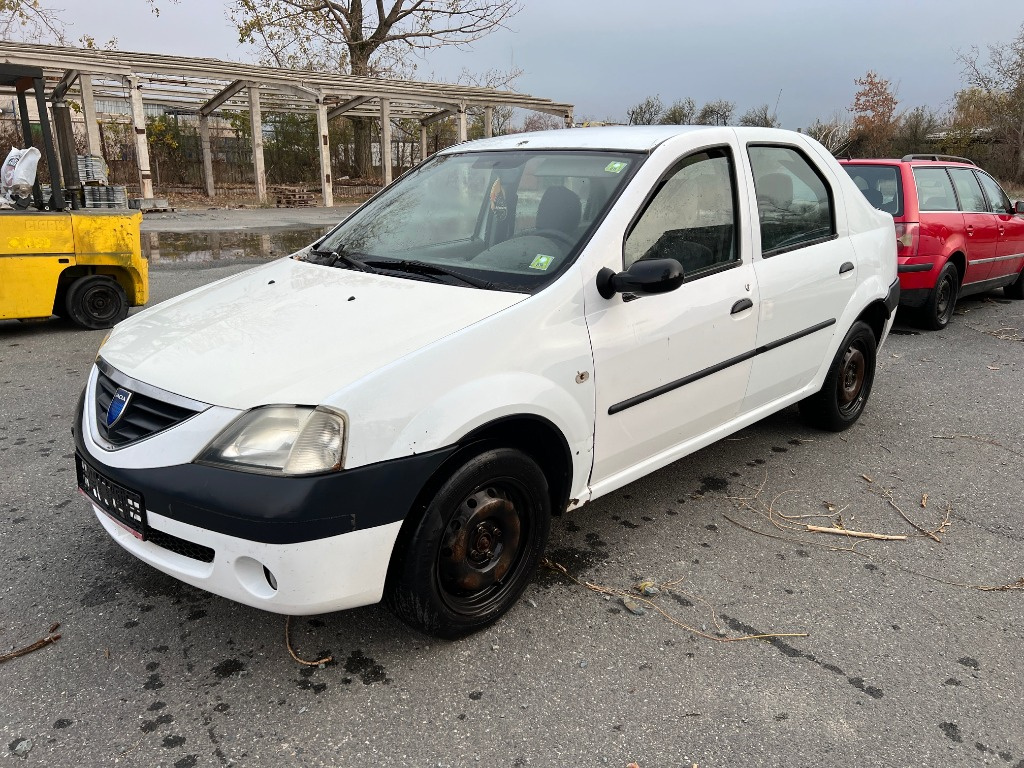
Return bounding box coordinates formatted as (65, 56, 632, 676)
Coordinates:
(99, 258, 526, 409)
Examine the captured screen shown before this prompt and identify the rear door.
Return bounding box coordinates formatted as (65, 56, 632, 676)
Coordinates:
(915, 166, 991, 286)
(976, 170, 1024, 283)
(741, 143, 855, 412)
(947, 167, 999, 284)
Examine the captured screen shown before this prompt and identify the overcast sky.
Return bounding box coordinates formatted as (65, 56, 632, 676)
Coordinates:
(56, 0, 1024, 129)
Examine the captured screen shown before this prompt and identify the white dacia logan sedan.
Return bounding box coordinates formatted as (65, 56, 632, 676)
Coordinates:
(75, 126, 898, 637)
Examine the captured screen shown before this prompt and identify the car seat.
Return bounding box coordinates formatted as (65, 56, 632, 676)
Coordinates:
(535, 186, 582, 236)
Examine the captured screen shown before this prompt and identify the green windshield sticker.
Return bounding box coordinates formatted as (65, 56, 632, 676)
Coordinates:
(604, 161, 627, 173)
(529, 254, 554, 270)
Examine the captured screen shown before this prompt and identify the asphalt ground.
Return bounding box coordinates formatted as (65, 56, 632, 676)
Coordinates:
(2, 262, 1023, 767)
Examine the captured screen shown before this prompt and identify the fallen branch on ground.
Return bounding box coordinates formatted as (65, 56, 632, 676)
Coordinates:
(285, 616, 332, 667)
(0, 623, 61, 664)
(805, 525, 906, 541)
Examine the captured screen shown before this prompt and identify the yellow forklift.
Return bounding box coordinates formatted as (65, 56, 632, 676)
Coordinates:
(0, 64, 147, 329)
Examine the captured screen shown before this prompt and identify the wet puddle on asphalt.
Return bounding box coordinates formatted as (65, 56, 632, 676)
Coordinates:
(142, 227, 333, 264)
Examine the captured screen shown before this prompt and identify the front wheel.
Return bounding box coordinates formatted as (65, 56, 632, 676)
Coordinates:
(385, 448, 551, 639)
(799, 320, 877, 432)
(65, 276, 128, 330)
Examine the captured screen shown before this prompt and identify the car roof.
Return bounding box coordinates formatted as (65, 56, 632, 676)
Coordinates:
(439, 125, 807, 154)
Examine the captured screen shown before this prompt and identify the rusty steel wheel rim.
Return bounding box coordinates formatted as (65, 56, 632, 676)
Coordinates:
(837, 343, 867, 416)
(436, 482, 529, 616)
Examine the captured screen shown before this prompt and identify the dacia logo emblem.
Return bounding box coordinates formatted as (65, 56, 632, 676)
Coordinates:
(106, 387, 133, 428)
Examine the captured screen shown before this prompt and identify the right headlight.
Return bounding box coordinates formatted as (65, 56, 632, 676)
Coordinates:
(197, 405, 347, 476)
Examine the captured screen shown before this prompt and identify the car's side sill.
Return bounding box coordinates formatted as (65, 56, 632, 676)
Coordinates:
(608, 319, 836, 415)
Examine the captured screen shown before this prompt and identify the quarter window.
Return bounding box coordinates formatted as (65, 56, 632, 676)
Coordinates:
(948, 168, 987, 213)
(976, 171, 1012, 214)
(748, 145, 834, 255)
(913, 167, 959, 211)
(624, 147, 737, 274)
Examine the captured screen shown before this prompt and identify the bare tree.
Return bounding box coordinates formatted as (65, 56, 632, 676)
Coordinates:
(0, 0, 66, 41)
(958, 23, 1024, 180)
(1, 0, 171, 43)
(739, 103, 780, 128)
(659, 97, 697, 125)
(626, 95, 664, 125)
(695, 99, 734, 126)
(891, 106, 942, 158)
(230, 1, 522, 178)
(805, 113, 853, 156)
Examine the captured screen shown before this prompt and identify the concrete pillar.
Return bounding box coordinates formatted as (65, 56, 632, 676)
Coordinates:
(127, 77, 154, 199)
(78, 75, 103, 157)
(315, 102, 333, 207)
(484, 106, 493, 138)
(420, 124, 428, 162)
(198, 114, 216, 198)
(380, 97, 392, 186)
(248, 84, 267, 204)
(457, 107, 467, 143)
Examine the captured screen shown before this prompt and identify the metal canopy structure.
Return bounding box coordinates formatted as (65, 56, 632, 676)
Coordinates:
(0, 42, 575, 206)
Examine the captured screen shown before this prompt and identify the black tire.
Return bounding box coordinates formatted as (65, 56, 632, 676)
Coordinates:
(65, 276, 128, 330)
(1005, 266, 1024, 300)
(920, 262, 959, 330)
(385, 448, 551, 639)
(799, 320, 877, 432)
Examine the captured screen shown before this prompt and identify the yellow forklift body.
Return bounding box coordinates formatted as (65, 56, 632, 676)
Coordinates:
(0, 210, 147, 321)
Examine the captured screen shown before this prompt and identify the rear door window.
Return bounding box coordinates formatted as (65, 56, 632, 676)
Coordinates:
(913, 167, 959, 211)
(748, 145, 835, 255)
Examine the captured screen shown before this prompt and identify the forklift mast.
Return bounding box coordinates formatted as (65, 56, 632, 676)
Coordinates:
(1, 63, 69, 211)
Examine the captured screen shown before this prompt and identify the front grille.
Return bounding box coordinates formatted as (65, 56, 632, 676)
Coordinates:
(95, 368, 203, 447)
(147, 529, 215, 563)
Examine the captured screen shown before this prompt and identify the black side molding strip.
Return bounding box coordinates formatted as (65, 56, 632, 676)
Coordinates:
(884, 277, 900, 315)
(898, 263, 933, 273)
(608, 318, 836, 415)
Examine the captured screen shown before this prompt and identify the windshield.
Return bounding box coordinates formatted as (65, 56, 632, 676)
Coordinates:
(313, 149, 642, 292)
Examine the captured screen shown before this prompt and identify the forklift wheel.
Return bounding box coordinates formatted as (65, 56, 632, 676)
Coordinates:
(66, 276, 129, 330)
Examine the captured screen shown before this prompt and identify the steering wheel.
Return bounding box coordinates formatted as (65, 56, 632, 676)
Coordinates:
(509, 228, 575, 247)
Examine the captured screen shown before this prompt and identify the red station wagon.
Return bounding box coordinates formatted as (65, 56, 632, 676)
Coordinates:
(841, 155, 1024, 329)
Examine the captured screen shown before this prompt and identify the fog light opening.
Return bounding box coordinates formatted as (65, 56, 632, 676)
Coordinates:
(263, 566, 279, 591)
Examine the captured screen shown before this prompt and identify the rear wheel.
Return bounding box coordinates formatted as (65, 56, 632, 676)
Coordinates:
(65, 276, 128, 329)
(1005, 266, 1024, 300)
(920, 262, 959, 330)
(385, 448, 551, 639)
(799, 320, 877, 432)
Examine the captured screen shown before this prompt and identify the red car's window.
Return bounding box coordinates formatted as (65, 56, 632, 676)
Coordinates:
(842, 164, 902, 216)
(975, 171, 1013, 214)
(913, 167, 959, 211)
(948, 168, 988, 213)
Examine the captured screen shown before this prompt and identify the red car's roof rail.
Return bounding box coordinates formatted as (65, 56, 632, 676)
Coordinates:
(901, 153, 975, 165)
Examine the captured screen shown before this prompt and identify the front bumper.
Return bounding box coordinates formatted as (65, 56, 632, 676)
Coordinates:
(75, 387, 456, 614)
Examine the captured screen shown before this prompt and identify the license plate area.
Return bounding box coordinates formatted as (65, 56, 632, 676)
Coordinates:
(76, 453, 146, 539)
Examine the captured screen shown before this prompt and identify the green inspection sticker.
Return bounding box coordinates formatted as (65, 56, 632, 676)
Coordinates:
(604, 161, 628, 173)
(529, 254, 554, 270)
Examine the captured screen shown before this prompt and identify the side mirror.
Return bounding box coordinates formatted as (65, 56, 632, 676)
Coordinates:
(596, 258, 685, 300)
(1014, 200, 1024, 215)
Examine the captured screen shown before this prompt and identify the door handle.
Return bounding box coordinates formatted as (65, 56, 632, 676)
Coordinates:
(839, 261, 855, 274)
(731, 298, 754, 314)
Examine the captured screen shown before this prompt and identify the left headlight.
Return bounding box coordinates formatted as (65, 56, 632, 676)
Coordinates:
(197, 405, 346, 476)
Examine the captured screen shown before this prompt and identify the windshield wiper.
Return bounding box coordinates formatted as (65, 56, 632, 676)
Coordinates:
(308, 247, 377, 274)
(363, 259, 493, 289)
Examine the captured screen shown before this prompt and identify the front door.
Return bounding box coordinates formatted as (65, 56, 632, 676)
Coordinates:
(587, 145, 758, 490)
